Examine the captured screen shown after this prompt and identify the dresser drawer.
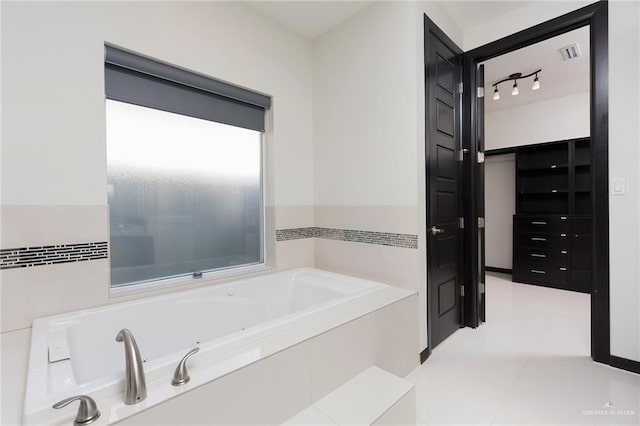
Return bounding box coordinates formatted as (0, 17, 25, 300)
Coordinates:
(514, 246, 569, 266)
(515, 231, 569, 249)
(514, 215, 570, 233)
(513, 263, 568, 286)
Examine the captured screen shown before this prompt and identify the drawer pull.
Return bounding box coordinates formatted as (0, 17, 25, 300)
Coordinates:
(531, 221, 547, 225)
(531, 253, 546, 258)
(561, 233, 567, 237)
(561, 216, 567, 220)
(531, 269, 546, 274)
(551, 165, 557, 169)
(531, 237, 547, 241)
(560, 267, 567, 271)
(561, 250, 567, 254)
(552, 189, 558, 193)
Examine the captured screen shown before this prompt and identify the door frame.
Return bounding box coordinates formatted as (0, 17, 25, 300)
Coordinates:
(460, 1, 610, 363)
(422, 14, 464, 362)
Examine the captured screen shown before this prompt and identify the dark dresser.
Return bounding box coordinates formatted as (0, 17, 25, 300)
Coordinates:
(512, 138, 591, 293)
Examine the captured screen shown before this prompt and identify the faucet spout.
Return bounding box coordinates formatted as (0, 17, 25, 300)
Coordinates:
(115, 328, 147, 405)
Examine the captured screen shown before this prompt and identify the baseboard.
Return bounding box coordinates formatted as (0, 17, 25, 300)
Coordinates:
(610, 355, 640, 375)
(486, 266, 512, 274)
(420, 347, 431, 364)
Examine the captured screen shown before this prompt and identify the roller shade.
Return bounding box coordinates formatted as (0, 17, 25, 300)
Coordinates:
(105, 46, 270, 131)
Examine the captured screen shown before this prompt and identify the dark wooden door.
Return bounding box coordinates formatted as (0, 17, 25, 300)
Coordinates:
(476, 64, 486, 323)
(425, 17, 463, 349)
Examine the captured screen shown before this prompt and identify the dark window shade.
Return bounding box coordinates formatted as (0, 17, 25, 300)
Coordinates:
(104, 46, 270, 131)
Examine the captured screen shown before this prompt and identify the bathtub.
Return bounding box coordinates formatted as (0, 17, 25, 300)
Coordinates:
(23, 268, 390, 424)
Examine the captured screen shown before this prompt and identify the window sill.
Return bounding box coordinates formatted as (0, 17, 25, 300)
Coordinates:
(109, 263, 274, 299)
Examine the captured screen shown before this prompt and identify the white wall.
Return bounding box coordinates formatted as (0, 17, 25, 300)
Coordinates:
(608, 0, 640, 363)
(486, 92, 590, 150)
(485, 154, 516, 270)
(313, 1, 416, 207)
(463, 0, 640, 363)
(1, 1, 313, 207)
(312, 0, 462, 352)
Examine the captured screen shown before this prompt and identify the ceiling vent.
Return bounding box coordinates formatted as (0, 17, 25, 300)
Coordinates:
(560, 43, 581, 60)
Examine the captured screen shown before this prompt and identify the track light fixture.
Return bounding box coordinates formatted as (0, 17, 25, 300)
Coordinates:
(492, 69, 541, 100)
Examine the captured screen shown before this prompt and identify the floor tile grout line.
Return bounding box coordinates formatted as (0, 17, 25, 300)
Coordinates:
(487, 349, 536, 425)
(487, 289, 569, 426)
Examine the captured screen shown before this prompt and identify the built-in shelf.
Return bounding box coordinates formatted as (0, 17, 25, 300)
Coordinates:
(513, 138, 592, 293)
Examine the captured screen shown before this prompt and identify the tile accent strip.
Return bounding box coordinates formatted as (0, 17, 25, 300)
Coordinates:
(0, 242, 108, 270)
(275, 228, 317, 241)
(276, 227, 418, 249)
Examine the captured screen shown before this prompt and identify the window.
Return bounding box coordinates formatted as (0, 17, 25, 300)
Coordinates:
(105, 46, 270, 288)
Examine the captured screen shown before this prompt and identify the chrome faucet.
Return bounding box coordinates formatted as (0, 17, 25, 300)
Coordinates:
(53, 395, 100, 425)
(115, 328, 147, 405)
(172, 347, 200, 386)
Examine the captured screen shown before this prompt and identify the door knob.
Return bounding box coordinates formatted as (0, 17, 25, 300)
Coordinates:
(430, 226, 444, 235)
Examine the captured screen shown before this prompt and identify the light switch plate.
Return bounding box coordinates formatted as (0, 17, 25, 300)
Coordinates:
(611, 177, 626, 195)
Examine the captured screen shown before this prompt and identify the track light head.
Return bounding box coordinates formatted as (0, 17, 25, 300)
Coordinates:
(532, 74, 540, 90)
(512, 80, 519, 96)
(493, 86, 500, 100)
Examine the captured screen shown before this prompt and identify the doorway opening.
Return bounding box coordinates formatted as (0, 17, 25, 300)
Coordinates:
(482, 25, 593, 358)
(424, 2, 610, 365)
(461, 1, 609, 363)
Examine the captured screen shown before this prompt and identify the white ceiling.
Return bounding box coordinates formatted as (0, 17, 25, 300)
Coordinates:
(244, 1, 589, 112)
(438, 1, 531, 29)
(482, 26, 590, 112)
(246, 1, 374, 39)
(246, 1, 539, 40)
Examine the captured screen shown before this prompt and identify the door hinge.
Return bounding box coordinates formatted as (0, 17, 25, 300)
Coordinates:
(460, 285, 465, 297)
(477, 87, 485, 98)
(477, 152, 485, 163)
(479, 282, 486, 294)
(458, 82, 464, 94)
(478, 217, 485, 228)
(458, 217, 464, 229)
(457, 148, 468, 162)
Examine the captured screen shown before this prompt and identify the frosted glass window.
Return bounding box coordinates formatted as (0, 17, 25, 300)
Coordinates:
(107, 100, 263, 287)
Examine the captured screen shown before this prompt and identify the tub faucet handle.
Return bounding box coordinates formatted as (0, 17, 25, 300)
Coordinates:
(171, 346, 200, 386)
(53, 395, 101, 425)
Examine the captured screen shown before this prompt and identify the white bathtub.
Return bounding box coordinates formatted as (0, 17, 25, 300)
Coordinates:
(24, 268, 388, 424)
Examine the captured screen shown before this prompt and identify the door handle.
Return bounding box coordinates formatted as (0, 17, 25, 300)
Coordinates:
(430, 226, 445, 235)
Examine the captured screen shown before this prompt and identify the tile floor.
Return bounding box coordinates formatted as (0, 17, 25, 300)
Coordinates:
(407, 272, 640, 425)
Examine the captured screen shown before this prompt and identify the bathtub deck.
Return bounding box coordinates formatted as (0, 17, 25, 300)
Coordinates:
(41, 285, 416, 426)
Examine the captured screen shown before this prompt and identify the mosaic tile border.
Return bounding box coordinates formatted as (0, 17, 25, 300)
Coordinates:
(275, 228, 317, 241)
(0, 242, 108, 270)
(276, 227, 418, 249)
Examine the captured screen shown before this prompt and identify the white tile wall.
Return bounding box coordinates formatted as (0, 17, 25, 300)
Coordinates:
(1, 328, 31, 426)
